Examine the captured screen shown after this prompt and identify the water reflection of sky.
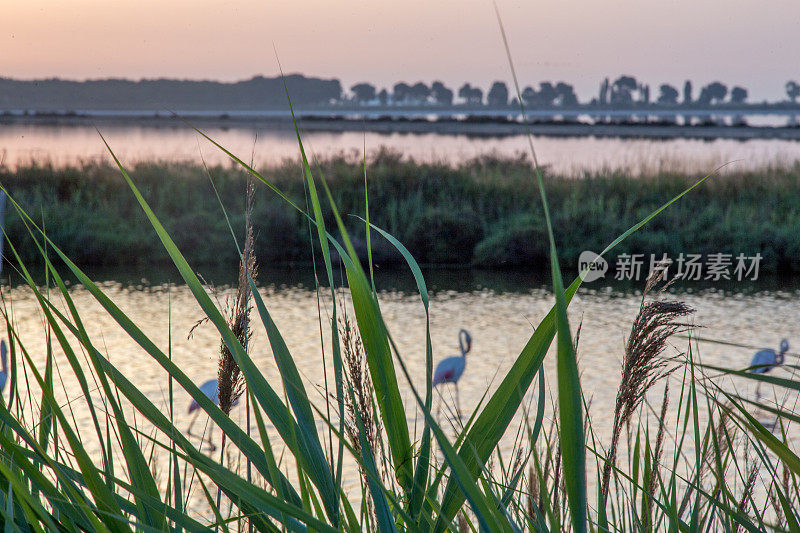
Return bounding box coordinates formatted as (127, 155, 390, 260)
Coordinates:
(3, 122, 800, 175)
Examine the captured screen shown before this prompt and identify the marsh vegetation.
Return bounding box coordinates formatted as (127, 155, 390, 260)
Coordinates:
(2, 153, 798, 274)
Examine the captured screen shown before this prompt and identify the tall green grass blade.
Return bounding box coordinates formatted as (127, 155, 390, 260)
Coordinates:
(718, 393, 800, 476)
(435, 279, 579, 528)
(203, 162, 338, 525)
(360, 220, 433, 520)
(688, 353, 702, 532)
(36, 338, 53, 493)
(494, 7, 585, 530)
(363, 149, 375, 292)
(277, 69, 348, 510)
(246, 276, 338, 514)
(248, 391, 289, 527)
(306, 155, 414, 494)
(776, 490, 800, 533)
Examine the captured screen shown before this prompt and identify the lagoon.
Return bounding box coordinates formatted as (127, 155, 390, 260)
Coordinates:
(4, 121, 800, 176)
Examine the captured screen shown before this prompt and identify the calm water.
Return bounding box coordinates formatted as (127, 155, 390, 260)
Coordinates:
(3, 122, 800, 175)
(5, 271, 799, 516)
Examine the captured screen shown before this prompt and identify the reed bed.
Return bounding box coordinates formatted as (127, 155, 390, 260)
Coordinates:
(1, 154, 799, 273)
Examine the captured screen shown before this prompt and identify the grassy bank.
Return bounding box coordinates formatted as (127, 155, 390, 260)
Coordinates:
(2, 151, 798, 273)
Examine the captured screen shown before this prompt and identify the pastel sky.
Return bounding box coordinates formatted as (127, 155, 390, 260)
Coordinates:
(3, 0, 799, 101)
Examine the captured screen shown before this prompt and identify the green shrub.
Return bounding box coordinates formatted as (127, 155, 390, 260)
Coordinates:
(473, 213, 548, 267)
(404, 207, 483, 263)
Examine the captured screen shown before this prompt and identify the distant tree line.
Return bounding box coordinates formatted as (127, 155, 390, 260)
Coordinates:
(0, 74, 343, 111)
(2, 73, 800, 112)
(347, 76, 800, 108)
(349, 79, 578, 107)
(590, 75, 750, 106)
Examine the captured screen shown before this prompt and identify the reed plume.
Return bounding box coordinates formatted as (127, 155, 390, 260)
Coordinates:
(733, 449, 757, 533)
(339, 314, 384, 522)
(340, 315, 382, 461)
(527, 465, 540, 520)
(602, 265, 695, 501)
(217, 178, 257, 415)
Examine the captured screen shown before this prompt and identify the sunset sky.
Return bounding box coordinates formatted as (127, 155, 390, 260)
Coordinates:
(3, 0, 799, 101)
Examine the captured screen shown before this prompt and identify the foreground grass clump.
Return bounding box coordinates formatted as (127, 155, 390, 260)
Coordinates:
(2, 152, 799, 271)
(0, 129, 798, 531)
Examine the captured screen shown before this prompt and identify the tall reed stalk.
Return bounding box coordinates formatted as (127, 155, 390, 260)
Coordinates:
(602, 268, 694, 502)
(217, 178, 257, 416)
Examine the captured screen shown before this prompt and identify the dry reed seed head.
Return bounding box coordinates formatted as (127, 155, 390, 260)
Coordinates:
(217, 342, 241, 415)
(187, 316, 209, 339)
(512, 446, 524, 477)
(338, 315, 383, 480)
(541, 417, 557, 483)
(573, 318, 583, 354)
(216, 180, 258, 415)
(339, 316, 383, 523)
(618, 298, 695, 427)
(552, 444, 562, 511)
(643, 259, 672, 296)
(734, 463, 758, 533)
(782, 463, 790, 497)
(603, 280, 695, 501)
(527, 465, 540, 518)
